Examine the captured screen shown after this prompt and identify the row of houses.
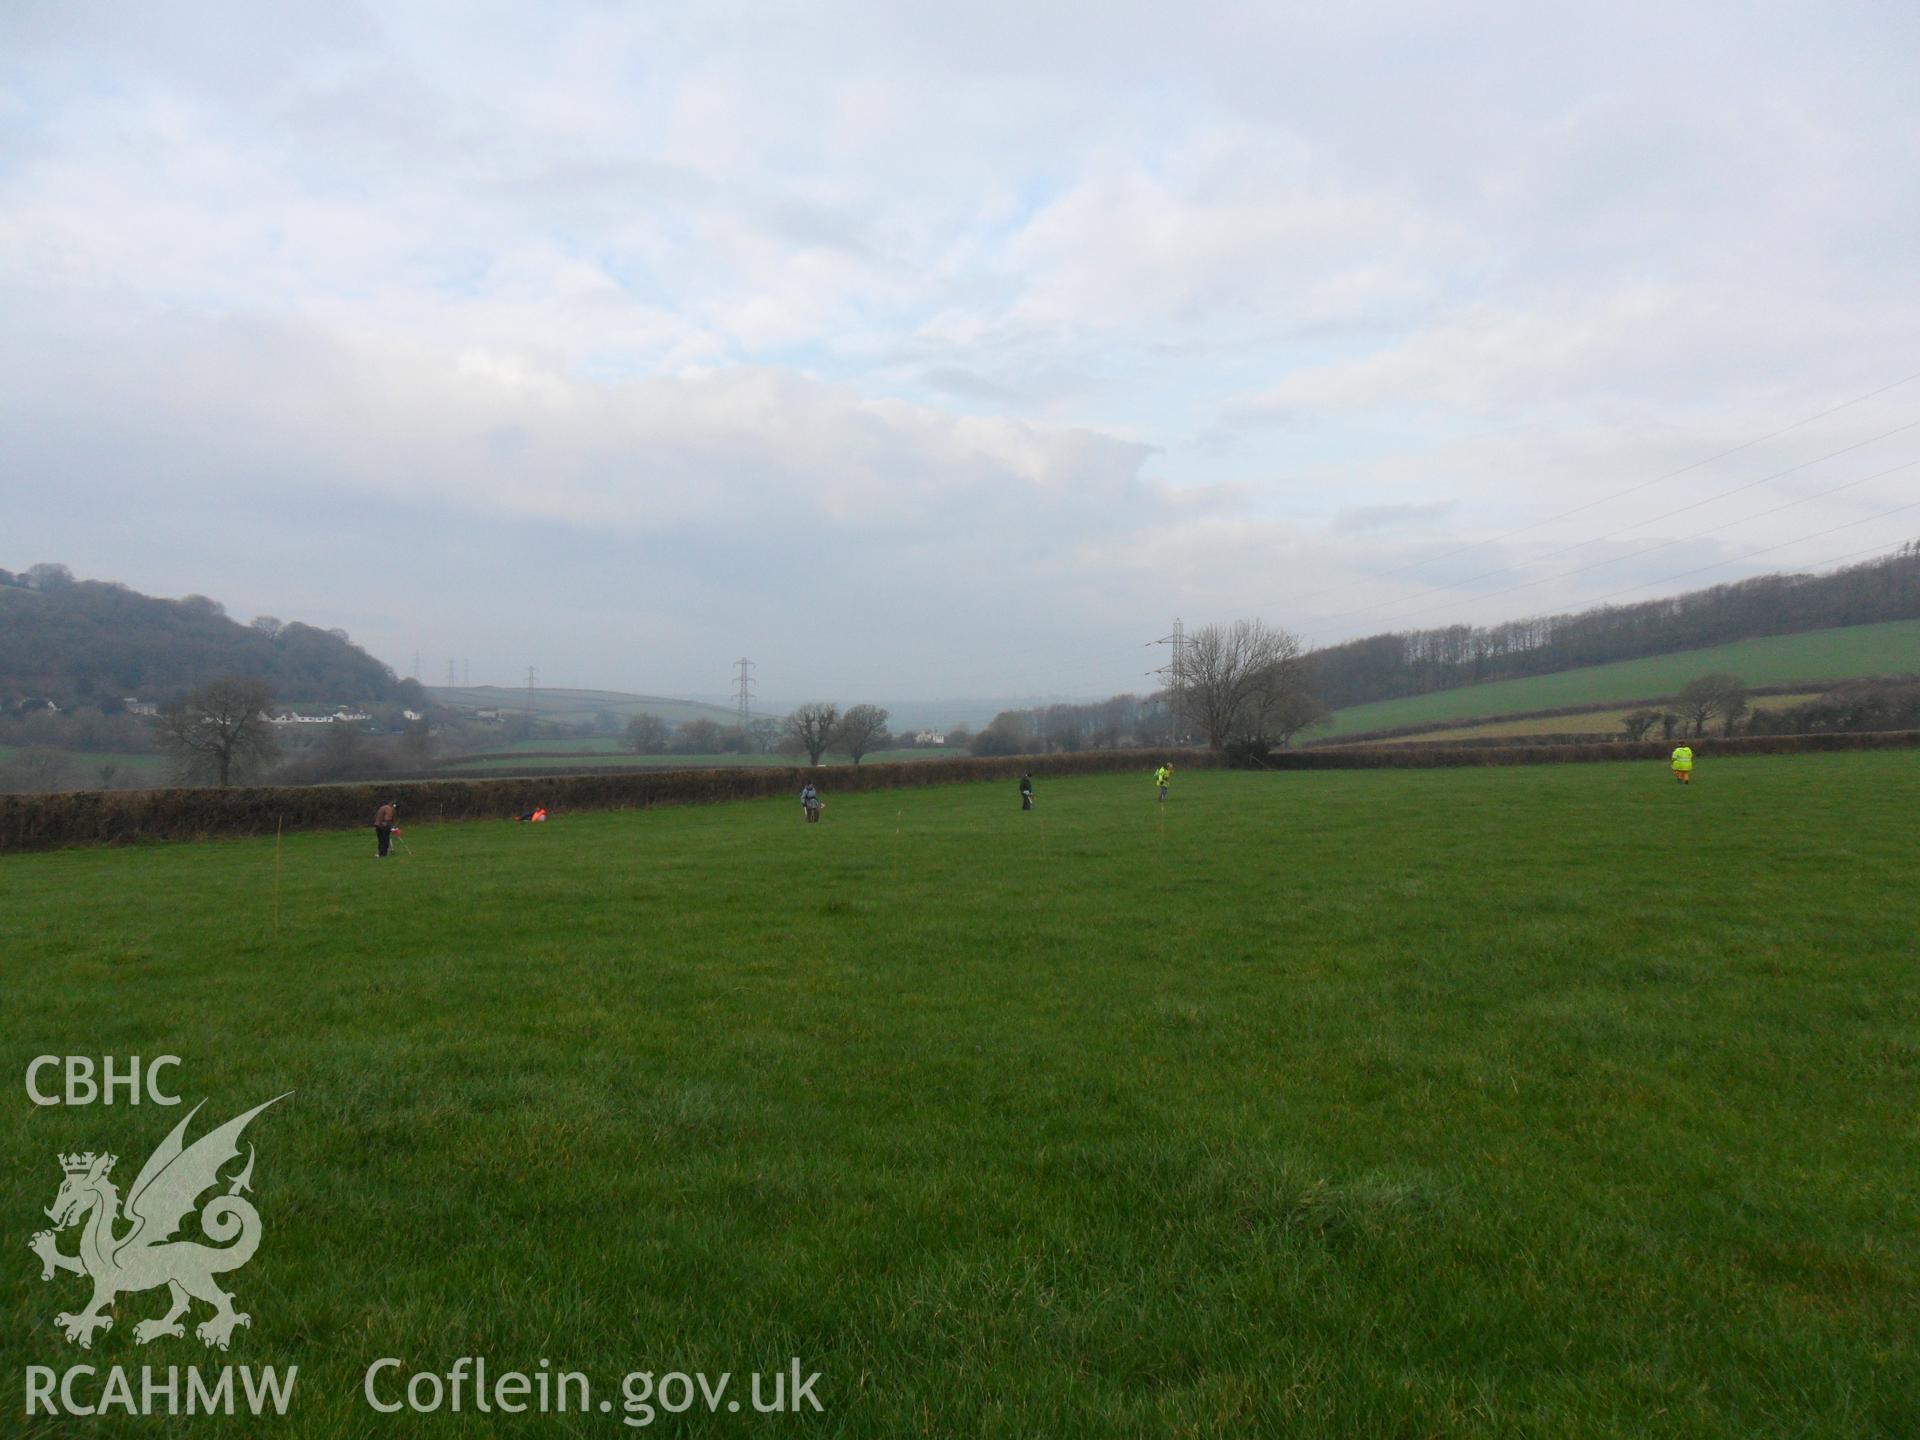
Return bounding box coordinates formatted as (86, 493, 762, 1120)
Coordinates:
(269, 708, 371, 725)
(5, 696, 141, 717)
(3, 695, 422, 727)
(266, 707, 424, 725)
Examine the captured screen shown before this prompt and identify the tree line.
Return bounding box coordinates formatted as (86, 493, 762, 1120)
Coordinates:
(1624, 673, 1920, 742)
(972, 619, 1328, 765)
(624, 703, 901, 765)
(14, 655, 1915, 797)
(1620, 673, 1753, 741)
(0, 564, 426, 710)
(1309, 541, 1920, 708)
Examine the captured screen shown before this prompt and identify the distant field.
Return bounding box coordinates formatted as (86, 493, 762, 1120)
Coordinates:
(2, 757, 1914, 1435)
(1313, 619, 1920, 739)
(427, 685, 745, 728)
(437, 747, 943, 773)
(461, 735, 633, 755)
(0, 746, 171, 783)
(1372, 692, 1820, 744)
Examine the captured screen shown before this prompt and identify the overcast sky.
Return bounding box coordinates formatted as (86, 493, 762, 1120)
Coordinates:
(3, 1, 1916, 705)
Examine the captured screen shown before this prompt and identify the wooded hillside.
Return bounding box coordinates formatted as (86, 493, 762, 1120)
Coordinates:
(0, 565, 422, 707)
(1310, 542, 1920, 708)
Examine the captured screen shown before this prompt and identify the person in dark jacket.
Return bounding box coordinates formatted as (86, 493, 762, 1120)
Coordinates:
(1020, 773, 1034, 810)
(373, 800, 397, 858)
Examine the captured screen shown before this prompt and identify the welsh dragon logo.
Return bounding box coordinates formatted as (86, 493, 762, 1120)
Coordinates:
(27, 1094, 289, 1351)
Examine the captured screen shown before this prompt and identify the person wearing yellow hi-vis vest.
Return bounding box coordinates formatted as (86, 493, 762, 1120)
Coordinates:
(1670, 743, 1694, 785)
(1154, 763, 1173, 801)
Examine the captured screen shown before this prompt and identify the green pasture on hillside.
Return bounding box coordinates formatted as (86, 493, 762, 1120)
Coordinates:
(3, 757, 1915, 1436)
(1315, 618, 1920, 738)
(1371, 691, 1820, 744)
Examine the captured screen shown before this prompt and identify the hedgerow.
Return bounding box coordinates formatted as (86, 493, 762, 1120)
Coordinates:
(0, 748, 1218, 852)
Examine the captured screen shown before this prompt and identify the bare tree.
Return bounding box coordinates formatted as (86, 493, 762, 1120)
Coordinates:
(1717, 685, 1750, 736)
(834, 704, 891, 763)
(0, 747, 74, 793)
(399, 716, 436, 765)
(1676, 673, 1745, 738)
(1621, 708, 1663, 742)
(1264, 689, 1331, 747)
(673, 717, 726, 755)
(625, 713, 670, 754)
(783, 702, 840, 766)
(1175, 619, 1310, 751)
(249, 615, 285, 637)
(155, 677, 280, 786)
(746, 716, 782, 754)
(307, 721, 372, 781)
(970, 712, 1030, 757)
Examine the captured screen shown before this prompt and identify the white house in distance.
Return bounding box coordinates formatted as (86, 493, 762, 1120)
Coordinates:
(269, 707, 371, 725)
(914, 728, 947, 745)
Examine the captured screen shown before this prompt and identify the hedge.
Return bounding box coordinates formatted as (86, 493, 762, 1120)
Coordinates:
(6, 731, 1915, 853)
(0, 748, 1218, 854)
(1308, 676, 1919, 747)
(1347, 732, 1627, 751)
(1259, 728, 1920, 769)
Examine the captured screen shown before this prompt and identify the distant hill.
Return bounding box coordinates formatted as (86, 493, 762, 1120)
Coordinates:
(0, 567, 421, 707)
(1312, 618, 1920, 740)
(428, 685, 742, 728)
(431, 688, 1082, 733)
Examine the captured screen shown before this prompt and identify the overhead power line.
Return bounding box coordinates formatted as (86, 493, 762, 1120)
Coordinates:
(1012, 369, 1920, 693)
(1304, 452, 1920, 637)
(827, 368, 1920, 704)
(1301, 493, 1920, 644)
(1204, 368, 1920, 627)
(1523, 527, 1920, 615)
(1147, 619, 1186, 734)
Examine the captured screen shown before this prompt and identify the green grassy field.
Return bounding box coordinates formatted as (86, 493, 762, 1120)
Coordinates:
(3, 758, 1915, 1436)
(1314, 619, 1920, 739)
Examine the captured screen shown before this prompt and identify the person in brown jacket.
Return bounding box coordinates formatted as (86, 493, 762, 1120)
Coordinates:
(373, 800, 397, 858)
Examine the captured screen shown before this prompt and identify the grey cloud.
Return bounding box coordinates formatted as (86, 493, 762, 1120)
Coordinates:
(1332, 501, 1459, 535)
(5, 1, 1918, 696)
